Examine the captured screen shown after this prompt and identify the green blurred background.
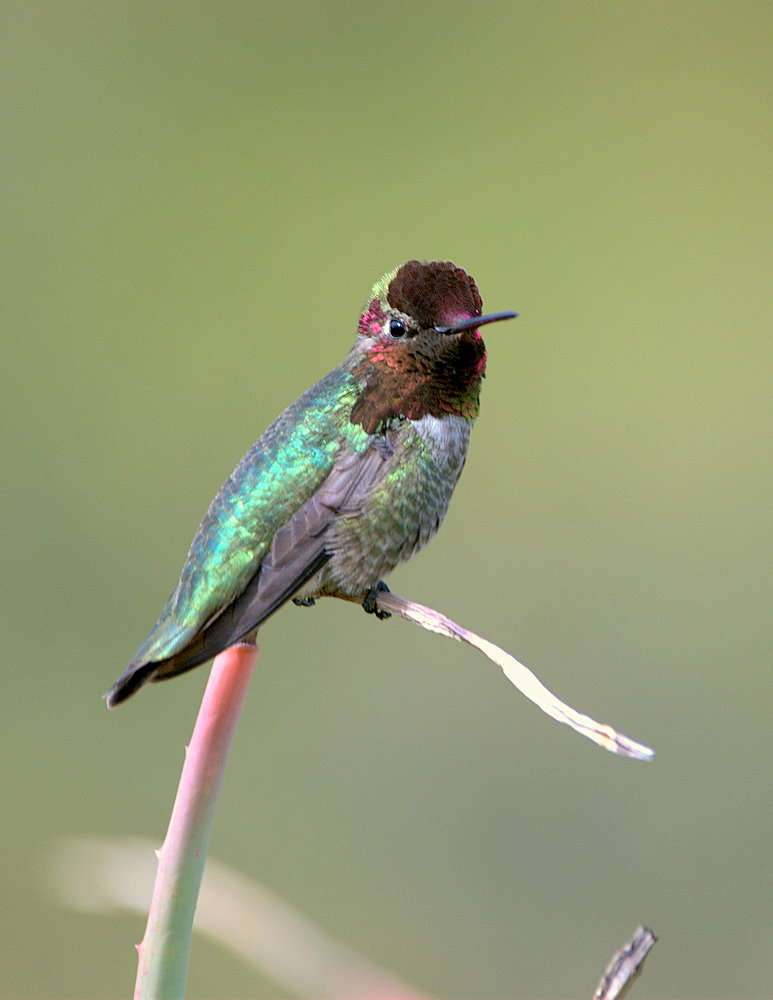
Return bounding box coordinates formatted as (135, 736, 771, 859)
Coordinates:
(2, 2, 771, 996)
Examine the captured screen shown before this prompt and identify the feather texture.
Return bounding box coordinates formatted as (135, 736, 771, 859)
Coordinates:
(106, 260, 507, 706)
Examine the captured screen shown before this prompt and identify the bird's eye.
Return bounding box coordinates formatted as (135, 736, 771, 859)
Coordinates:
(388, 318, 406, 338)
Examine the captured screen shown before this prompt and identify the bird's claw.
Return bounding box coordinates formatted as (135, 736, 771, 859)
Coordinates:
(362, 581, 391, 620)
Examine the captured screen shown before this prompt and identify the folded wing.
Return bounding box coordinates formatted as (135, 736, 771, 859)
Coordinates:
(105, 405, 387, 706)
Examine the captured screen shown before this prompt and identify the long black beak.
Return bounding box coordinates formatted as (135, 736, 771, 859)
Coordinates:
(435, 310, 518, 335)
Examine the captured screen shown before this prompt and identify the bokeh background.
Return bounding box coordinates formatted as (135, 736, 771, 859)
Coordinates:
(2, 2, 771, 997)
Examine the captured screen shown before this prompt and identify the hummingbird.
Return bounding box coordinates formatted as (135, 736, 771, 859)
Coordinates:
(106, 260, 516, 707)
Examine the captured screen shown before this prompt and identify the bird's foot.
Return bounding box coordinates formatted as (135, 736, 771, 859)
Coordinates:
(293, 596, 316, 608)
(362, 581, 391, 620)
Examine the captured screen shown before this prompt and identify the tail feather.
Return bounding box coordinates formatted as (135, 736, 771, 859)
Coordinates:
(105, 547, 331, 708)
(104, 660, 159, 709)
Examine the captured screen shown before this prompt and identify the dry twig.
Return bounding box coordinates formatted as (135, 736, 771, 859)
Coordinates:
(371, 590, 654, 761)
(593, 926, 658, 1000)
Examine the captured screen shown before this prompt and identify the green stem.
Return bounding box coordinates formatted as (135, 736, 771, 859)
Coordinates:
(134, 642, 258, 999)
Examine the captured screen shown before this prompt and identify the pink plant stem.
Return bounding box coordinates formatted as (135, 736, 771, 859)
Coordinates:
(134, 642, 258, 1000)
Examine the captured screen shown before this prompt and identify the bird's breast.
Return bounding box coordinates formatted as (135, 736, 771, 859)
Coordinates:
(316, 412, 472, 597)
(407, 412, 472, 484)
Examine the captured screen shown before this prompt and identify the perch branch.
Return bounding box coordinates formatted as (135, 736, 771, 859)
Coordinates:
(367, 590, 654, 761)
